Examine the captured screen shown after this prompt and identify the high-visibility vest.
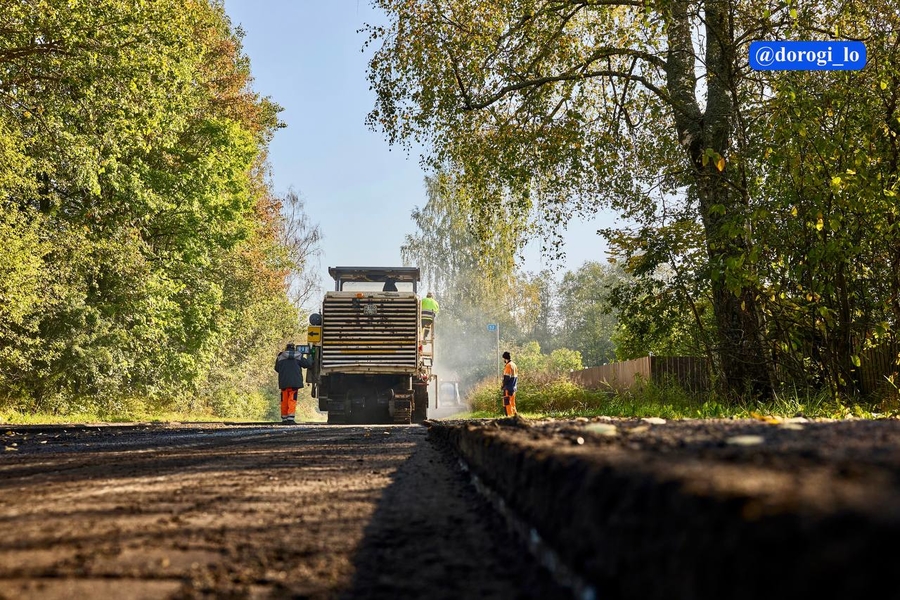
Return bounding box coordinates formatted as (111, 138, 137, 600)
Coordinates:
(503, 361, 518, 393)
(421, 297, 440, 313)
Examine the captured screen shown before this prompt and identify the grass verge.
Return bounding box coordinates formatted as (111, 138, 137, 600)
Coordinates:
(463, 375, 896, 421)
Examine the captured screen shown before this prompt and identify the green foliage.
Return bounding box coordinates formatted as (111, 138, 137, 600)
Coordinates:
(548, 348, 584, 376)
(403, 170, 524, 300)
(0, 207, 46, 391)
(365, 0, 783, 398)
(0, 1, 318, 421)
(370, 0, 900, 403)
(468, 341, 586, 415)
(377, 0, 900, 405)
(747, 5, 900, 397)
(209, 389, 273, 422)
(402, 170, 546, 390)
(464, 376, 883, 421)
(512, 341, 548, 378)
(467, 372, 715, 419)
(511, 341, 583, 378)
(556, 261, 621, 366)
(603, 378, 714, 419)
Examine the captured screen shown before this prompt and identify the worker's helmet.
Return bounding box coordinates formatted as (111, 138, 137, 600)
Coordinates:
(502, 351, 511, 360)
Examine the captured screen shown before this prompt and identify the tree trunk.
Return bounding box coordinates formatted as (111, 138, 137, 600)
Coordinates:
(697, 170, 775, 398)
(667, 0, 775, 399)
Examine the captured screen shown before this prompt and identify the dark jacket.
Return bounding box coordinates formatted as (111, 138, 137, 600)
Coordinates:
(274, 350, 311, 389)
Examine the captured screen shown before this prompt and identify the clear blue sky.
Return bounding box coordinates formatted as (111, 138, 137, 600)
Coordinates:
(222, 1, 617, 291)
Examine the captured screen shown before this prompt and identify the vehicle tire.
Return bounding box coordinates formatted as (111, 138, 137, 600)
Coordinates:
(327, 411, 348, 424)
(412, 385, 428, 422)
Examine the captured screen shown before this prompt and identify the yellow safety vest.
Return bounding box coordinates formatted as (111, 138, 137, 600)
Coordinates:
(421, 297, 440, 314)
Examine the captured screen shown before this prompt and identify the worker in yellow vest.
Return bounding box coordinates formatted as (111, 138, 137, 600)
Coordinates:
(421, 292, 439, 331)
(421, 292, 439, 315)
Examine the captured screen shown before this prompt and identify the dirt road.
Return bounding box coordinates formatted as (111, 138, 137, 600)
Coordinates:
(0, 423, 566, 599)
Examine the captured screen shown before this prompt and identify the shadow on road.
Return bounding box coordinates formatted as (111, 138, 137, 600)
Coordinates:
(343, 427, 570, 600)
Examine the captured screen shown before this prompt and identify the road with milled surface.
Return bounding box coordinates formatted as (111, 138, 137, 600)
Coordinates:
(7, 416, 900, 600)
(0, 422, 566, 599)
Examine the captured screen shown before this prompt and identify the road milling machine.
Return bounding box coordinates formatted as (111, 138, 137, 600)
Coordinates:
(303, 267, 435, 424)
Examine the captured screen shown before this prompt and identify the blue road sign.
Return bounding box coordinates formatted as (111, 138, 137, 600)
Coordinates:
(487, 324, 497, 331)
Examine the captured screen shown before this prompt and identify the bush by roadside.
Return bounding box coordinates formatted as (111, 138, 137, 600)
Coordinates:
(465, 373, 891, 421)
(0, 388, 325, 425)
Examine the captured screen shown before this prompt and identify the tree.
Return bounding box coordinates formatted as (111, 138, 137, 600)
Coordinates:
(0, 1, 317, 417)
(521, 268, 561, 344)
(0, 0, 225, 408)
(276, 189, 324, 308)
(512, 341, 584, 379)
(747, 5, 900, 397)
(556, 261, 620, 366)
(601, 193, 718, 362)
(366, 0, 873, 398)
(402, 169, 525, 388)
(402, 169, 525, 304)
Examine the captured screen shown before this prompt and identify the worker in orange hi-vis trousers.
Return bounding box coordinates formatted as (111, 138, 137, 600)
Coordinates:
(274, 343, 311, 424)
(501, 351, 518, 417)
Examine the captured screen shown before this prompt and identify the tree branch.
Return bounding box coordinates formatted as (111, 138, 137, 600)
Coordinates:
(462, 47, 667, 111)
(0, 41, 67, 63)
(665, 0, 703, 148)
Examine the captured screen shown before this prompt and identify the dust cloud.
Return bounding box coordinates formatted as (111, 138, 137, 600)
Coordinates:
(430, 310, 500, 409)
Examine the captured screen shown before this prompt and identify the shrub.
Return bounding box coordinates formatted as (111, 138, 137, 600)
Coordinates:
(210, 389, 272, 421)
(468, 378, 505, 414)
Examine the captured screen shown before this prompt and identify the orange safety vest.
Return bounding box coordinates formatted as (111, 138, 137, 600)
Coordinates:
(503, 360, 518, 393)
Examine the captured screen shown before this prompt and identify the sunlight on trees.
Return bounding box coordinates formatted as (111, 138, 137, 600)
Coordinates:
(0, 1, 319, 418)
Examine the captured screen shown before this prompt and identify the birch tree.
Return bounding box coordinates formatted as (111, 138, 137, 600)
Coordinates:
(364, 0, 877, 398)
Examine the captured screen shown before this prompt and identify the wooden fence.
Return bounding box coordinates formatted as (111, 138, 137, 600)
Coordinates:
(859, 343, 900, 398)
(569, 356, 709, 394)
(569, 348, 899, 399)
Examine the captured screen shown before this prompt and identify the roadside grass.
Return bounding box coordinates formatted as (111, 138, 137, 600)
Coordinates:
(462, 375, 895, 421)
(3, 379, 890, 424)
(0, 393, 325, 425)
(0, 408, 226, 425)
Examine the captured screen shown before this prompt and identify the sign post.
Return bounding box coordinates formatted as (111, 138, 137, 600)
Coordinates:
(487, 323, 499, 381)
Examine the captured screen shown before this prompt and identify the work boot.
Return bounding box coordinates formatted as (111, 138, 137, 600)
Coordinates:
(281, 418, 296, 425)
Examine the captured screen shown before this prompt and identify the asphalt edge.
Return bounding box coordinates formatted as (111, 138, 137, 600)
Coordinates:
(426, 418, 900, 600)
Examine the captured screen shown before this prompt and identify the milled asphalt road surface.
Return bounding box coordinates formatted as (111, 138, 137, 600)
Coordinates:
(6, 415, 900, 600)
(0, 422, 567, 600)
(430, 416, 900, 600)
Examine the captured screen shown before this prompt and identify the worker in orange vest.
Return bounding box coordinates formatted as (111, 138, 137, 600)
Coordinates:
(501, 351, 518, 417)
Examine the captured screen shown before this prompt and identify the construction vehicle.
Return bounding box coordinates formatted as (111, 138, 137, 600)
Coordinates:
(439, 381, 462, 406)
(303, 267, 435, 424)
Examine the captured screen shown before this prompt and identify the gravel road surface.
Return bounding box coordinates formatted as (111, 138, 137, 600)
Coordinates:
(5, 415, 899, 600)
(430, 416, 900, 600)
(0, 423, 566, 600)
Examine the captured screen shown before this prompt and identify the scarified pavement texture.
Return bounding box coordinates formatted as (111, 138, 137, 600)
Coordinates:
(0, 424, 566, 599)
(5, 417, 900, 600)
(429, 416, 900, 600)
